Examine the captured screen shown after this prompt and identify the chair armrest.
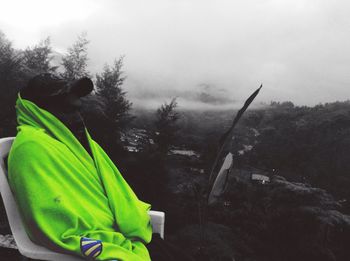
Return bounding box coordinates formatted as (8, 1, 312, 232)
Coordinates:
(148, 210, 165, 239)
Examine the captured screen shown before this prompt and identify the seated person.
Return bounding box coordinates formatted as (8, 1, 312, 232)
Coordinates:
(7, 74, 153, 260)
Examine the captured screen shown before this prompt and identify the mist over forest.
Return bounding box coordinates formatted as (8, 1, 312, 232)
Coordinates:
(3, 0, 350, 106)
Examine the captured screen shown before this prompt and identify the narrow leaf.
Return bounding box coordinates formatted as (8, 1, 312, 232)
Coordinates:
(207, 84, 263, 189)
(208, 152, 233, 205)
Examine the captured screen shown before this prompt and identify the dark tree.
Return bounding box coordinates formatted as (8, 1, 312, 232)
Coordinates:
(95, 56, 133, 132)
(60, 33, 90, 80)
(81, 56, 133, 160)
(154, 97, 180, 154)
(22, 37, 57, 75)
(0, 31, 27, 136)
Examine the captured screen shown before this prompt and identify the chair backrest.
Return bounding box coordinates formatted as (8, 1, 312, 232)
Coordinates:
(0, 137, 82, 260)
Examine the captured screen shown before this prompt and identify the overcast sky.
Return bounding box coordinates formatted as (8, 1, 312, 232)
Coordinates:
(1, 0, 350, 108)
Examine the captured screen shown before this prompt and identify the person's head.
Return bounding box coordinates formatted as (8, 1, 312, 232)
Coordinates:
(20, 73, 94, 134)
(20, 73, 93, 113)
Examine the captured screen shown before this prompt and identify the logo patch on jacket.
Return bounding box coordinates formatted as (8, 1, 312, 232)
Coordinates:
(80, 237, 103, 259)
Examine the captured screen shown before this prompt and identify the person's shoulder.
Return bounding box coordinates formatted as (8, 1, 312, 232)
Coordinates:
(10, 126, 53, 156)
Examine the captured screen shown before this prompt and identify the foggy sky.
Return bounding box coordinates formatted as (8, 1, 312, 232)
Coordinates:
(1, 0, 350, 109)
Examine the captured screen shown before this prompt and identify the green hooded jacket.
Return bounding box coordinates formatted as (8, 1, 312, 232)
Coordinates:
(8, 94, 152, 260)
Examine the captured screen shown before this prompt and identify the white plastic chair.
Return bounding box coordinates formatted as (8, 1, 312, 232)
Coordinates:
(0, 137, 164, 260)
